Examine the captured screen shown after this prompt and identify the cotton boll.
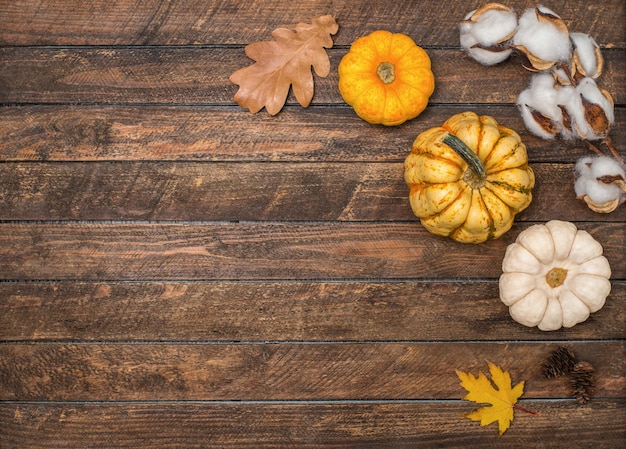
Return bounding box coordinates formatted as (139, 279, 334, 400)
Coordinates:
(578, 77, 614, 124)
(570, 32, 603, 78)
(513, 6, 571, 69)
(516, 73, 565, 138)
(575, 174, 621, 204)
(518, 101, 558, 139)
(460, 3, 517, 66)
(587, 156, 626, 203)
(565, 78, 614, 140)
(575, 156, 626, 212)
(517, 73, 581, 140)
(466, 8, 517, 46)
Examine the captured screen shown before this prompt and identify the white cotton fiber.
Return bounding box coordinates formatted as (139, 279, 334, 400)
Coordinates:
(467, 9, 518, 46)
(517, 101, 556, 139)
(577, 77, 614, 124)
(460, 5, 517, 66)
(589, 156, 626, 179)
(516, 73, 566, 139)
(579, 179, 623, 204)
(465, 46, 513, 65)
(513, 7, 571, 62)
(574, 156, 625, 204)
(562, 78, 614, 140)
(571, 32, 601, 77)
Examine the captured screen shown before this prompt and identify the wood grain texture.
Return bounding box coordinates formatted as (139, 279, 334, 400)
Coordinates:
(2, 400, 625, 449)
(1, 105, 624, 163)
(1, 281, 624, 342)
(1, 0, 625, 47)
(1, 47, 624, 105)
(0, 222, 624, 281)
(2, 162, 625, 222)
(1, 342, 624, 401)
(0, 400, 626, 449)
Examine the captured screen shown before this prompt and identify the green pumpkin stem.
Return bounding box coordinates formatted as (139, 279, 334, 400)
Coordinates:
(442, 132, 487, 181)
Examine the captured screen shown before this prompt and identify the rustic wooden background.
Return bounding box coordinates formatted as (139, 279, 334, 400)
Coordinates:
(0, 0, 624, 447)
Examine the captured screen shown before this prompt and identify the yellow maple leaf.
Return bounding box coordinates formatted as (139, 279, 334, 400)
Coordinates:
(230, 15, 339, 115)
(456, 361, 528, 435)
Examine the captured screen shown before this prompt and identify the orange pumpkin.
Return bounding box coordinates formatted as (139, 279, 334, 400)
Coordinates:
(338, 30, 435, 126)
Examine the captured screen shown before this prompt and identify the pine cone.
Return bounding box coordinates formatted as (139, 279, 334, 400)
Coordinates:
(542, 346, 577, 378)
(571, 361, 595, 404)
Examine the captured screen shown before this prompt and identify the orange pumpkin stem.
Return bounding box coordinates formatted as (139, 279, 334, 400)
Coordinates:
(376, 62, 396, 84)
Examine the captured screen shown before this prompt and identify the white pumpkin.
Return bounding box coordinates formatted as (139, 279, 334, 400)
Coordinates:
(499, 220, 611, 331)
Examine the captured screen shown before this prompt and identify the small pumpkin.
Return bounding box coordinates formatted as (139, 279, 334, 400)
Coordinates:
(338, 30, 435, 126)
(500, 220, 611, 331)
(404, 111, 535, 243)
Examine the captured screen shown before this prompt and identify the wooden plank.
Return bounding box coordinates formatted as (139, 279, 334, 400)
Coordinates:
(1, 161, 625, 223)
(1, 0, 624, 47)
(0, 222, 623, 281)
(1, 105, 624, 163)
(1, 281, 624, 342)
(1, 47, 624, 105)
(1, 400, 625, 448)
(0, 342, 623, 401)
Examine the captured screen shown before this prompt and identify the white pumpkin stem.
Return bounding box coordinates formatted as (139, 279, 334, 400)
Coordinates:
(442, 132, 487, 180)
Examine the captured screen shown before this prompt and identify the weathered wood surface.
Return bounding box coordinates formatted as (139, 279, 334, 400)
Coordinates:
(1, 342, 624, 400)
(1, 48, 624, 105)
(1, 105, 624, 163)
(1, 281, 624, 341)
(2, 0, 624, 47)
(2, 401, 624, 449)
(2, 162, 626, 222)
(1, 105, 625, 163)
(1, 0, 624, 447)
(1, 222, 624, 280)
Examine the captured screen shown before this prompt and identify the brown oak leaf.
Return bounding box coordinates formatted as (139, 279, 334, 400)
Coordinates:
(230, 15, 338, 115)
